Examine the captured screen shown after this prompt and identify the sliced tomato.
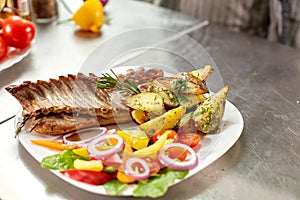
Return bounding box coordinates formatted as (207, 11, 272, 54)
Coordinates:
(179, 133, 201, 148)
(143, 157, 161, 175)
(152, 130, 178, 143)
(166, 146, 188, 161)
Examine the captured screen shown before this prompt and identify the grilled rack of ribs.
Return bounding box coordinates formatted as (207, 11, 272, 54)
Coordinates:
(6, 67, 164, 135)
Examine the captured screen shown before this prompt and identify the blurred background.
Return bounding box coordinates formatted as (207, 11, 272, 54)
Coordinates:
(138, 0, 300, 49)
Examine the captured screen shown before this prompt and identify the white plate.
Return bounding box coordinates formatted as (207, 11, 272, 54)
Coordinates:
(0, 45, 31, 71)
(16, 100, 243, 196)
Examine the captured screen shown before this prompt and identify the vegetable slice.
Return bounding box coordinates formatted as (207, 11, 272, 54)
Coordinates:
(60, 170, 111, 185)
(158, 143, 198, 170)
(124, 157, 151, 180)
(87, 134, 124, 159)
(133, 134, 167, 158)
(73, 159, 103, 172)
(31, 140, 76, 151)
(126, 92, 164, 115)
(193, 86, 228, 133)
(117, 129, 148, 150)
(62, 127, 108, 148)
(139, 106, 186, 136)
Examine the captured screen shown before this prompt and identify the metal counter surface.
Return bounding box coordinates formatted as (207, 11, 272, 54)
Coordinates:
(0, 0, 299, 199)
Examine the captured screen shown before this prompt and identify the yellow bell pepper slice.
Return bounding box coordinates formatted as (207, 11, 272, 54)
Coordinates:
(117, 170, 136, 183)
(73, 159, 103, 172)
(117, 130, 149, 150)
(117, 142, 136, 183)
(72, 0, 104, 33)
(72, 148, 90, 159)
(133, 134, 167, 158)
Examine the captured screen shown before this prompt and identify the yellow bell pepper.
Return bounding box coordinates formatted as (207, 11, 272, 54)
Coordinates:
(72, 148, 90, 159)
(72, 0, 104, 33)
(117, 142, 136, 183)
(73, 159, 103, 172)
(133, 134, 167, 158)
(117, 170, 136, 183)
(117, 130, 149, 150)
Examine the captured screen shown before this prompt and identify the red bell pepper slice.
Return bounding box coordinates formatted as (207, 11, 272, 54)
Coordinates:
(60, 170, 111, 185)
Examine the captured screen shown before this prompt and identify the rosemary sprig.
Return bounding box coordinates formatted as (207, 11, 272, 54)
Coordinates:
(96, 70, 141, 94)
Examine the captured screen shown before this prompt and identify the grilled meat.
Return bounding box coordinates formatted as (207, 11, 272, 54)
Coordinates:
(6, 67, 164, 135)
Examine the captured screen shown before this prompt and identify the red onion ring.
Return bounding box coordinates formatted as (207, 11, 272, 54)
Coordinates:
(62, 127, 107, 148)
(124, 157, 150, 180)
(158, 143, 198, 170)
(87, 134, 124, 160)
(107, 129, 117, 135)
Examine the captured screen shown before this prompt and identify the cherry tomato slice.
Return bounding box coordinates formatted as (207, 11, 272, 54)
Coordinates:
(166, 146, 188, 161)
(143, 157, 161, 175)
(152, 130, 178, 143)
(0, 36, 8, 62)
(179, 133, 201, 148)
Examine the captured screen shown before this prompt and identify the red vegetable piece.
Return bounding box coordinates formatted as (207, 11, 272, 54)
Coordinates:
(179, 133, 201, 148)
(152, 130, 178, 143)
(1, 16, 35, 49)
(60, 170, 111, 185)
(0, 36, 8, 62)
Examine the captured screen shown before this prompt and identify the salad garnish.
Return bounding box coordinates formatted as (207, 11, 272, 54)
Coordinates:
(96, 70, 141, 94)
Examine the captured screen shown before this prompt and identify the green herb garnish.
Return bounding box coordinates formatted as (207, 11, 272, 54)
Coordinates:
(96, 70, 141, 94)
(172, 79, 188, 102)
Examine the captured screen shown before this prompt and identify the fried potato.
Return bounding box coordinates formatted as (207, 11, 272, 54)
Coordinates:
(188, 65, 213, 82)
(126, 92, 164, 115)
(193, 86, 228, 133)
(140, 106, 186, 136)
(178, 94, 206, 109)
(151, 79, 207, 109)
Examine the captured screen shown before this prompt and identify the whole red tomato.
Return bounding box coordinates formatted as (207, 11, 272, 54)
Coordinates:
(0, 36, 8, 62)
(1, 16, 36, 49)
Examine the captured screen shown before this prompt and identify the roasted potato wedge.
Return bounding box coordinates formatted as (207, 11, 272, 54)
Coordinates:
(130, 109, 150, 124)
(188, 65, 213, 82)
(193, 86, 228, 133)
(151, 77, 207, 95)
(140, 106, 186, 136)
(154, 90, 178, 108)
(150, 91, 206, 109)
(151, 78, 207, 108)
(178, 94, 206, 109)
(126, 92, 164, 115)
(178, 65, 212, 93)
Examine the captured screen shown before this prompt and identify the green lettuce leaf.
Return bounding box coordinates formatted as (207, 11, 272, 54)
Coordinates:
(103, 179, 128, 196)
(133, 168, 189, 198)
(41, 149, 88, 170)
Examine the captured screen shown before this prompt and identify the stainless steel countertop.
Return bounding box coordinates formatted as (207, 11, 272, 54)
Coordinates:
(0, 0, 299, 199)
